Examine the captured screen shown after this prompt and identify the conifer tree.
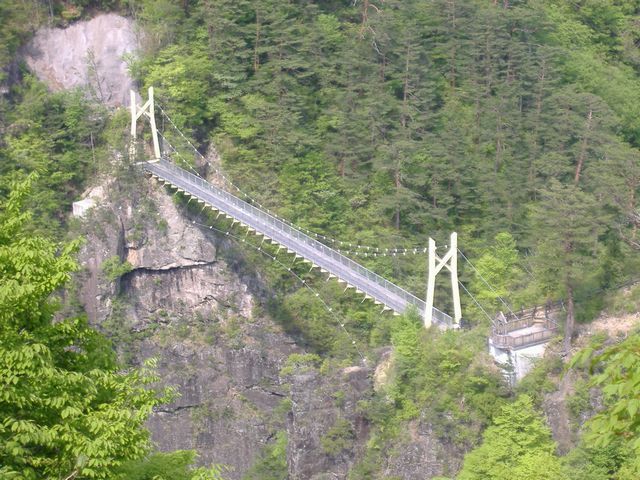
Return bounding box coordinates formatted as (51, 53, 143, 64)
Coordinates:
(458, 395, 562, 480)
(530, 180, 605, 351)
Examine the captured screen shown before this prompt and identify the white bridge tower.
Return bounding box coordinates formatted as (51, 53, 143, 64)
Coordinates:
(425, 232, 462, 328)
(129, 87, 161, 162)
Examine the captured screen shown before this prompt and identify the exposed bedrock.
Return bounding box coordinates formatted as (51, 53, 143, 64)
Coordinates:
(24, 13, 139, 106)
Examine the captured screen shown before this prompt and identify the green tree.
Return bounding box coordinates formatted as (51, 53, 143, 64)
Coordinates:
(242, 430, 288, 480)
(457, 395, 563, 480)
(0, 178, 169, 479)
(383, 311, 505, 449)
(1, 77, 106, 238)
(562, 442, 631, 480)
(469, 232, 524, 314)
(115, 450, 225, 480)
(0, 1, 43, 81)
(101, 255, 134, 282)
(142, 37, 216, 134)
(571, 333, 640, 476)
(278, 151, 347, 231)
(530, 180, 606, 351)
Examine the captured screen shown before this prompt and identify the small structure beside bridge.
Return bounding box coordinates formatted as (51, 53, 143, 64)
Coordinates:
(489, 302, 562, 385)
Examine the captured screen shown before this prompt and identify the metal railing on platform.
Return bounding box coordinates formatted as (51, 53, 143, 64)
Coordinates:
(491, 321, 558, 349)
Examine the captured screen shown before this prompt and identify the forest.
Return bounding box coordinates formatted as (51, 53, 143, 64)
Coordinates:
(1, 0, 640, 479)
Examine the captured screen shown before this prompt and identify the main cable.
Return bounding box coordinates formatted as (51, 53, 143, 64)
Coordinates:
(457, 248, 517, 318)
(457, 279, 495, 325)
(181, 213, 366, 361)
(156, 104, 441, 255)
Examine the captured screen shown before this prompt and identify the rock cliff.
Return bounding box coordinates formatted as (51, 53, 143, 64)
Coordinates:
(74, 166, 303, 477)
(72, 164, 387, 479)
(287, 366, 372, 479)
(24, 13, 138, 106)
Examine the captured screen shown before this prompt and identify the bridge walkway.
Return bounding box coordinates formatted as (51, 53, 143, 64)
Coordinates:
(143, 159, 453, 326)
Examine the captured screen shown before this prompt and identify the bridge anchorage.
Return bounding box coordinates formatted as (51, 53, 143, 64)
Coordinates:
(129, 87, 462, 329)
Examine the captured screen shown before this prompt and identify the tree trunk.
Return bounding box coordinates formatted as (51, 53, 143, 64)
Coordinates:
(394, 165, 401, 230)
(447, 0, 457, 88)
(574, 109, 593, 185)
(360, 0, 370, 37)
(392, 44, 411, 230)
(495, 105, 503, 172)
(401, 44, 410, 129)
(253, 9, 261, 72)
(564, 283, 575, 353)
(528, 58, 546, 194)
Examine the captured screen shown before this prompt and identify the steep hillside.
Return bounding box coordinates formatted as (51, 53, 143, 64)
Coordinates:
(2, 2, 640, 479)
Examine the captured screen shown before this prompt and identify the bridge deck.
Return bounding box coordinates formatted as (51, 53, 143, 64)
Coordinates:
(143, 160, 452, 326)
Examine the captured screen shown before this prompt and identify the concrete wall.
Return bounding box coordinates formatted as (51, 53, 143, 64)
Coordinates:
(489, 340, 549, 386)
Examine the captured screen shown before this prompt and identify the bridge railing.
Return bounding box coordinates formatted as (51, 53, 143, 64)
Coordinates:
(494, 317, 534, 335)
(147, 160, 453, 326)
(491, 320, 558, 349)
(501, 301, 564, 323)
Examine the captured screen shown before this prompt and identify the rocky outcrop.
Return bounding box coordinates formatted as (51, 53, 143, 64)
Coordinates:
(383, 420, 463, 479)
(543, 369, 576, 454)
(140, 317, 299, 474)
(285, 358, 464, 479)
(24, 13, 138, 106)
(288, 365, 372, 480)
(75, 168, 301, 478)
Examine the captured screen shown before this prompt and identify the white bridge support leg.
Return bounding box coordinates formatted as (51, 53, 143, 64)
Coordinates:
(424, 232, 462, 328)
(129, 87, 161, 162)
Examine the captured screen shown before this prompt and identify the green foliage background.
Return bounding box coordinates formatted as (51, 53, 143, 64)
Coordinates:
(2, 0, 640, 479)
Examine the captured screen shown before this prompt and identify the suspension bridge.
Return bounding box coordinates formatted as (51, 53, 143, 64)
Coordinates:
(128, 88, 559, 342)
(130, 89, 459, 328)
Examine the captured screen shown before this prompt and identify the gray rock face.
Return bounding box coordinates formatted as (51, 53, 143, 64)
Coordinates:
(543, 369, 576, 454)
(383, 420, 463, 479)
(76, 170, 301, 478)
(24, 14, 138, 106)
(141, 320, 298, 475)
(288, 365, 372, 479)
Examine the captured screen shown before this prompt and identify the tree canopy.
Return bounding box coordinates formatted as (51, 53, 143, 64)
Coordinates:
(0, 178, 169, 479)
(457, 395, 563, 480)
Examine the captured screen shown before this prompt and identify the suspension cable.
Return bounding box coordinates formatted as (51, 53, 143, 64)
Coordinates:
(457, 248, 517, 318)
(185, 215, 366, 361)
(457, 280, 495, 325)
(150, 104, 508, 330)
(156, 104, 443, 254)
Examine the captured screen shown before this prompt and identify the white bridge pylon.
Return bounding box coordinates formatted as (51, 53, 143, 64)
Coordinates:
(130, 87, 463, 329)
(130, 87, 161, 162)
(425, 233, 462, 328)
